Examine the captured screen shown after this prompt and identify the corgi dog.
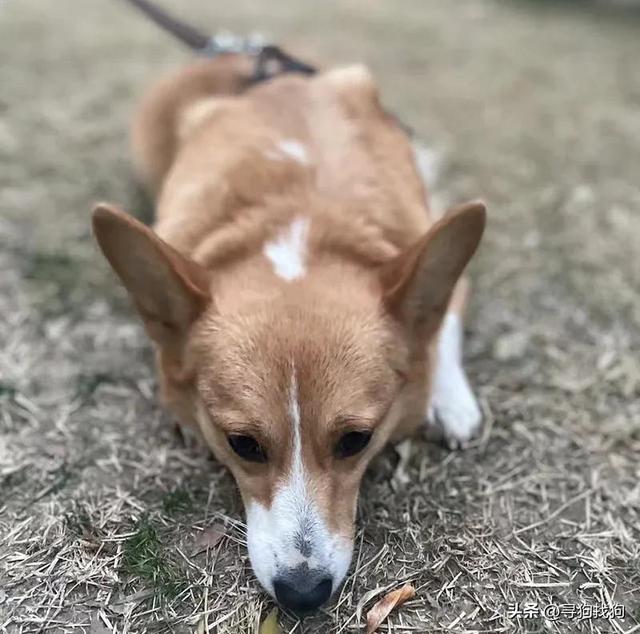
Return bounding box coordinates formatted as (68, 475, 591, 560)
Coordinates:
(92, 51, 485, 612)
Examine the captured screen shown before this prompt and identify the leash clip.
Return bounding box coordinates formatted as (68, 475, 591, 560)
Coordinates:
(199, 31, 317, 85)
(200, 30, 268, 57)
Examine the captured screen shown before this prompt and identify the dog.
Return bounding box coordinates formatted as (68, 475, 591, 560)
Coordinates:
(92, 50, 485, 612)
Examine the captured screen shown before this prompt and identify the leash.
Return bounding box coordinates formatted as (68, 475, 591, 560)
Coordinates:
(119, 0, 413, 135)
(120, 0, 317, 84)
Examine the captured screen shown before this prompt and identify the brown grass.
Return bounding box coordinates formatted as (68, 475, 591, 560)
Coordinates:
(1, 0, 639, 632)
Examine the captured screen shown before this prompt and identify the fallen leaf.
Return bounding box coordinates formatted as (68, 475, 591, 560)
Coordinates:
(192, 524, 226, 555)
(356, 586, 387, 623)
(259, 607, 281, 634)
(366, 583, 416, 633)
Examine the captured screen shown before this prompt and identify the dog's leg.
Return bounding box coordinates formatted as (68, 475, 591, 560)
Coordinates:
(410, 140, 482, 448)
(427, 278, 482, 449)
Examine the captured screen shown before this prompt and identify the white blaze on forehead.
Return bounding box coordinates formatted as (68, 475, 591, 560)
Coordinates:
(287, 369, 305, 502)
(245, 367, 352, 597)
(263, 217, 310, 281)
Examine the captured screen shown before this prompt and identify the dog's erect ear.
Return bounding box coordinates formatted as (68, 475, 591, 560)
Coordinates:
(380, 200, 486, 336)
(92, 203, 211, 344)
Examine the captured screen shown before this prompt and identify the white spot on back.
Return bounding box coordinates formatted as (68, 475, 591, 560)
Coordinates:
(264, 139, 310, 164)
(278, 139, 309, 164)
(263, 217, 310, 281)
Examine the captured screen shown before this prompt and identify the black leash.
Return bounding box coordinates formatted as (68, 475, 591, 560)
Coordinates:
(120, 0, 317, 84)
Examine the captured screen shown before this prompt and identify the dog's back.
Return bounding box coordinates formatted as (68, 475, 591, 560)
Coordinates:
(131, 56, 432, 268)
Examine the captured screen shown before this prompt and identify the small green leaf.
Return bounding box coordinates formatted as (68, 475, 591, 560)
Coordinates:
(259, 607, 281, 634)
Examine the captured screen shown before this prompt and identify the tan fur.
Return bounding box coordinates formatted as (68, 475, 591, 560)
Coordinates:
(93, 53, 485, 601)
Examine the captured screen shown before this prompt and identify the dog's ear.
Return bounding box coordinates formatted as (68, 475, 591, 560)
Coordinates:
(380, 200, 485, 337)
(92, 203, 211, 345)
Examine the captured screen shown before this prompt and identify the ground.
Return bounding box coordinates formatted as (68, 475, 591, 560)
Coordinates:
(1, 1, 639, 632)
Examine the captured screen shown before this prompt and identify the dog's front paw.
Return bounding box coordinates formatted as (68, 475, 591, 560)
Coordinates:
(427, 367, 482, 450)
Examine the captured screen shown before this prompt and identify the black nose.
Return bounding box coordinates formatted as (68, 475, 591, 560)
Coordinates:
(274, 573, 333, 612)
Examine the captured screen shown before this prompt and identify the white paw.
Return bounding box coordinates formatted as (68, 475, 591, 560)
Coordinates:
(427, 381, 482, 449)
(426, 313, 482, 449)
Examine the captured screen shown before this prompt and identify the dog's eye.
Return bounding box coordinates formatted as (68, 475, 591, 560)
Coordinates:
(228, 434, 267, 463)
(335, 431, 372, 459)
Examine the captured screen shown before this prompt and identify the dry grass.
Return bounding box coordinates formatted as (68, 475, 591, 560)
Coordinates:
(1, 0, 640, 632)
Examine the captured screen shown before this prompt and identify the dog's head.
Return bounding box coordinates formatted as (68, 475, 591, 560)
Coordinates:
(92, 201, 484, 611)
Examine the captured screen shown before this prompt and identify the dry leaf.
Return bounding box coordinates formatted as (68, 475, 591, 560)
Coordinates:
(366, 583, 416, 633)
(259, 607, 281, 634)
(192, 524, 225, 555)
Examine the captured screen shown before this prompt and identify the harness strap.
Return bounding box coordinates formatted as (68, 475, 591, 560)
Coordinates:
(251, 45, 317, 84)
